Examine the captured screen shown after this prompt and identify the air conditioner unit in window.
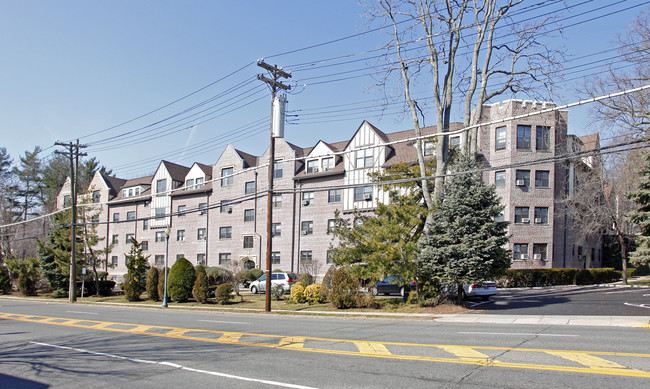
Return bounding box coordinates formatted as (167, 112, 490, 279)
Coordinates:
(534, 218, 543, 224)
(363, 193, 372, 201)
(521, 218, 530, 224)
(301, 230, 309, 235)
(302, 200, 310, 206)
(516, 179, 526, 186)
(311, 167, 319, 173)
(520, 254, 529, 260)
(227, 207, 232, 214)
(533, 254, 542, 260)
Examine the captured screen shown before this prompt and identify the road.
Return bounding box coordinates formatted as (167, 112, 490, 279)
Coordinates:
(1, 298, 649, 388)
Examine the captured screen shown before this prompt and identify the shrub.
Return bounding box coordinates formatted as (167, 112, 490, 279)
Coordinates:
(215, 283, 234, 304)
(249, 268, 264, 280)
(206, 267, 232, 286)
(329, 267, 362, 309)
(157, 267, 169, 301)
(291, 283, 306, 303)
(51, 288, 67, 298)
(167, 258, 196, 302)
(84, 280, 116, 296)
(123, 274, 141, 301)
(497, 268, 621, 287)
(298, 273, 314, 286)
(303, 283, 326, 304)
(146, 267, 159, 301)
(633, 264, 650, 276)
(322, 266, 336, 295)
(6, 257, 40, 296)
(271, 284, 285, 300)
(193, 268, 209, 304)
(0, 265, 11, 294)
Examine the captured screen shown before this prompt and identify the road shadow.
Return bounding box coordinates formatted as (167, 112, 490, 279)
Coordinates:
(0, 372, 49, 388)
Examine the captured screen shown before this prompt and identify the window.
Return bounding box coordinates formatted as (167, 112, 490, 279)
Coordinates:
(514, 244, 528, 260)
(155, 231, 165, 242)
(199, 203, 208, 215)
(141, 241, 148, 251)
(221, 167, 234, 186)
(127, 211, 135, 221)
(197, 254, 206, 265)
(301, 221, 313, 235)
(328, 189, 341, 203)
(533, 244, 547, 261)
(271, 252, 280, 265)
(111, 256, 118, 267)
(135, 187, 140, 195)
(355, 149, 373, 168)
(300, 251, 312, 261)
(155, 255, 164, 266)
(496, 127, 507, 150)
(185, 178, 194, 189)
(245, 181, 256, 194)
(176, 254, 185, 260)
(122, 189, 127, 197)
(243, 235, 254, 249)
(515, 170, 530, 187)
(327, 219, 336, 233)
(219, 253, 231, 265)
(272, 194, 282, 208)
(144, 200, 150, 207)
(63, 195, 71, 207)
(271, 223, 281, 237)
(354, 186, 372, 201)
(93, 190, 100, 203)
(495, 210, 505, 223)
(273, 161, 283, 179)
(195, 177, 204, 188)
(516, 125, 531, 150)
(126, 234, 135, 244)
(534, 207, 548, 224)
(219, 227, 232, 239)
(143, 219, 149, 230)
(156, 179, 167, 193)
(220, 200, 232, 214)
(514, 207, 530, 224)
(535, 171, 550, 188)
(306, 159, 319, 173)
(243, 209, 255, 222)
(90, 215, 99, 223)
(327, 250, 333, 264)
(112, 235, 118, 244)
(197, 228, 207, 241)
(322, 157, 334, 171)
(536, 126, 550, 151)
(113, 213, 120, 222)
(495, 171, 506, 188)
(177, 229, 185, 241)
(155, 208, 166, 220)
(128, 189, 133, 197)
(449, 136, 460, 149)
(177, 205, 186, 217)
(302, 192, 314, 204)
(424, 141, 434, 156)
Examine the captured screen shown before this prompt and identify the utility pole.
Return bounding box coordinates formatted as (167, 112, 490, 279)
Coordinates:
(55, 140, 87, 303)
(257, 60, 291, 312)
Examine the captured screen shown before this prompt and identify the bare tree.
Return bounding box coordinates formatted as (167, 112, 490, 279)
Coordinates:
(367, 0, 562, 210)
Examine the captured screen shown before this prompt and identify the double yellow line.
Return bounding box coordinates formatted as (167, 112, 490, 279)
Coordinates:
(2, 311, 650, 378)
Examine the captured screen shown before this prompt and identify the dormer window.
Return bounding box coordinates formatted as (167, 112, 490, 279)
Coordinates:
(306, 160, 319, 173)
(355, 149, 373, 168)
(156, 179, 167, 194)
(322, 157, 334, 171)
(195, 177, 204, 188)
(185, 178, 194, 189)
(135, 187, 140, 195)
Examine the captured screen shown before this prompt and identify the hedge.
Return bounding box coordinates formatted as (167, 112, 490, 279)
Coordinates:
(497, 268, 621, 288)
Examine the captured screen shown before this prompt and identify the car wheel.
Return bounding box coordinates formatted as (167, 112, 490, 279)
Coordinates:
(371, 287, 378, 296)
(481, 295, 490, 301)
(251, 286, 258, 294)
(399, 287, 405, 298)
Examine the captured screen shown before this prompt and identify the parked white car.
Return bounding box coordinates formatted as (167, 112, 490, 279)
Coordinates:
(463, 281, 498, 301)
(249, 272, 296, 294)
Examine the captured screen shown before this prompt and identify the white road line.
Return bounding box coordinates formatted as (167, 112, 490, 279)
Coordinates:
(199, 319, 250, 325)
(469, 301, 491, 307)
(604, 290, 640, 294)
(30, 341, 317, 389)
(623, 303, 650, 309)
(458, 332, 578, 337)
(66, 311, 98, 315)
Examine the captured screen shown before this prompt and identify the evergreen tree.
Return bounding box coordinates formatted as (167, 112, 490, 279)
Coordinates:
(37, 210, 83, 294)
(627, 151, 650, 267)
(192, 267, 209, 303)
(418, 153, 510, 303)
(124, 238, 150, 299)
(15, 147, 44, 220)
(146, 266, 160, 301)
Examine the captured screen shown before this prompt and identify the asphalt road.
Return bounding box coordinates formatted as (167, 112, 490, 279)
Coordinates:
(467, 285, 650, 316)
(1, 298, 649, 388)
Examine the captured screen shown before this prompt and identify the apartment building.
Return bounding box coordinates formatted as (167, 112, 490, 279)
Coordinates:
(57, 99, 601, 281)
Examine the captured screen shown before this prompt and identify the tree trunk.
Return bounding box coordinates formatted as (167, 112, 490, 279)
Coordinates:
(618, 233, 629, 285)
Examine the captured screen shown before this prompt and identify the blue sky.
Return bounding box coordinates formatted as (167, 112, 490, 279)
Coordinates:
(1, 0, 646, 178)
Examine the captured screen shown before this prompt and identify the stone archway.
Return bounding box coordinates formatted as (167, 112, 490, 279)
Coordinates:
(240, 256, 256, 270)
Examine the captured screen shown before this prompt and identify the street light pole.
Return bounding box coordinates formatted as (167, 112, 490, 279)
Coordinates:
(162, 227, 170, 308)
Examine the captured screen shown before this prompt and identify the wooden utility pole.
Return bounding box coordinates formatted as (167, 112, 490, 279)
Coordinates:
(55, 139, 87, 303)
(257, 60, 291, 312)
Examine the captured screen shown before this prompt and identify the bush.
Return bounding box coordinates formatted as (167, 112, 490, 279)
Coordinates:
(291, 283, 306, 303)
(206, 267, 232, 286)
(249, 268, 264, 280)
(168, 258, 196, 302)
(193, 268, 209, 304)
(322, 266, 336, 295)
(0, 265, 11, 294)
(304, 283, 326, 304)
(158, 267, 169, 301)
(51, 288, 68, 298)
(7, 257, 40, 296)
(84, 280, 116, 296)
(123, 274, 141, 301)
(633, 264, 650, 276)
(271, 284, 285, 300)
(329, 267, 362, 309)
(497, 268, 621, 288)
(298, 273, 314, 286)
(146, 267, 159, 301)
(215, 283, 234, 304)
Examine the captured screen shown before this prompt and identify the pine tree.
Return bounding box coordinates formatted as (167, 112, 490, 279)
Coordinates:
(418, 153, 510, 303)
(124, 238, 150, 299)
(627, 151, 650, 267)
